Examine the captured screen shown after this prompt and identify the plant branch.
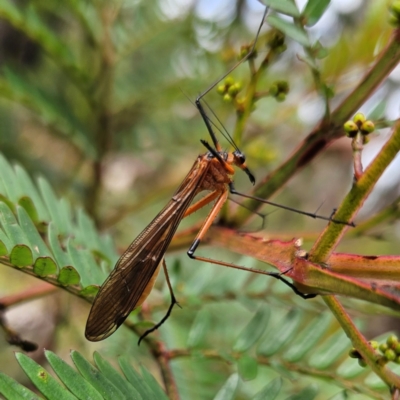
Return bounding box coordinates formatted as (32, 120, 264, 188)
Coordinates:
(141, 336, 180, 400)
(309, 119, 400, 262)
(231, 28, 400, 226)
(0, 282, 57, 309)
(166, 347, 386, 399)
(323, 295, 400, 389)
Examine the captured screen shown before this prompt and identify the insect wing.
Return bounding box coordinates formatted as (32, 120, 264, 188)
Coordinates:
(85, 158, 209, 341)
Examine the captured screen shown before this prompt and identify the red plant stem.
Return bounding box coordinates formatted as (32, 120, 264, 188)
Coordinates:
(0, 282, 57, 309)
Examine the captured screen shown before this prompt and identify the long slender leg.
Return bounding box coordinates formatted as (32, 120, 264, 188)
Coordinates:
(138, 190, 243, 343)
(183, 190, 221, 218)
(187, 189, 229, 256)
(268, 272, 317, 299)
(139, 184, 318, 343)
(138, 259, 180, 344)
(229, 183, 354, 227)
(189, 250, 317, 300)
(186, 190, 316, 299)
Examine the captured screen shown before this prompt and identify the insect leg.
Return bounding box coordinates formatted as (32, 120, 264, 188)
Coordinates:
(189, 245, 317, 299)
(186, 190, 317, 299)
(184, 190, 221, 218)
(138, 259, 180, 344)
(229, 183, 355, 227)
(138, 190, 225, 343)
(267, 271, 317, 299)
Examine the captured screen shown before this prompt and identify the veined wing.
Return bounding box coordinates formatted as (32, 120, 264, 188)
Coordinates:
(85, 157, 210, 341)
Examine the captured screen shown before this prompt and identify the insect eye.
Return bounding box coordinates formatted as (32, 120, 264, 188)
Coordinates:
(234, 151, 246, 164)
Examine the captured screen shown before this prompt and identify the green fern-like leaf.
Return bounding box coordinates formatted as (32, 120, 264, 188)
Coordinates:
(175, 298, 392, 399)
(0, 373, 41, 400)
(0, 350, 168, 400)
(0, 152, 118, 298)
(0, 2, 398, 399)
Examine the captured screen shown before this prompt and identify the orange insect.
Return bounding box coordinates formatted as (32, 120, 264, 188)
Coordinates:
(85, 7, 349, 343)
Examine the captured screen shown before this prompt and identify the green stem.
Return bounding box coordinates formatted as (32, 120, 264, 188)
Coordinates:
(309, 119, 400, 262)
(296, 132, 400, 383)
(232, 49, 273, 146)
(167, 345, 388, 398)
(231, 29, 400, 227)
(323, 296, 400, 389)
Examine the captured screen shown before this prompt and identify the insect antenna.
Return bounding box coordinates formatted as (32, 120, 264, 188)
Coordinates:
(197, 6, 269, 102)
(181, 89, 239, 151)
(180, 87, 237, 151)
(202, 99, 240, 152)
(195, 6, 269, 150)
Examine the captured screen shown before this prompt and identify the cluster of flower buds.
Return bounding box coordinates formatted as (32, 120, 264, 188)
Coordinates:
(217, 77, 242, 103)
(266, 29, 287, 54)
(349, 335, 400, 367)
(217, 29, 289, 107)
(269, 80, 289, 102)
(377, 334, 400, 364)
(238, 28, 287, 60)
(344, 113, 375, 139)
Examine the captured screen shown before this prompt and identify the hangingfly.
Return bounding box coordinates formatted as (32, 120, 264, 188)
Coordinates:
(85, 6, 351, 343)
(85, 122, 257, 342)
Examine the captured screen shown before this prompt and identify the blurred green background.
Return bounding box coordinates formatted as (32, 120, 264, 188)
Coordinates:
(0, 0, 400, 399)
